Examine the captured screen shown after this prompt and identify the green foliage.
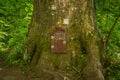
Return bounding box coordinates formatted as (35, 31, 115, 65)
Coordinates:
(0, 0, 33, 68)
(0, 31, 8, 57)
(96, 0, 120, 80)
(0, 31, 7, 47)
(105, 53, 120, 80)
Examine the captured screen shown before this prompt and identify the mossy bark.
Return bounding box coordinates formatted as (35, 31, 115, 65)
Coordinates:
(26, 0, 105, 80)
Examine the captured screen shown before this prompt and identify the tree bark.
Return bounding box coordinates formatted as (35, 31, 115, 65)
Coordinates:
(26, 0, 105, 80)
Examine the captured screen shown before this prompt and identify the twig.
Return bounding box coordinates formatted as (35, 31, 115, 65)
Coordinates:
(72, 67, 80, 73)
(105, 14, 120, 46)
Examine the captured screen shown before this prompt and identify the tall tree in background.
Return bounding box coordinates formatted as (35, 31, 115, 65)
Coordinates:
(26, 0, 105, 80)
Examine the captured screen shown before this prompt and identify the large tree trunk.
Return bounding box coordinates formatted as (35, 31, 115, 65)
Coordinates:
(26, 0, 105, 80)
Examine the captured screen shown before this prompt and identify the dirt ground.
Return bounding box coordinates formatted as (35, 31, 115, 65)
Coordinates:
(0, 61, 27, 80)
(0, 61, 66, 80)
(0, 57, 73, 80)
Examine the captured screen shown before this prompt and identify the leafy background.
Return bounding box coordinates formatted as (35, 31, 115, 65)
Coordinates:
(0, 0, 33, 67)
(96, 0, 120, 80)
(0, 0, 120, 80)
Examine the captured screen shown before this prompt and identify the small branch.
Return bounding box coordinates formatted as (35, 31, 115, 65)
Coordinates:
(105, 14, 120, 46)
(72, 67, 80, 73)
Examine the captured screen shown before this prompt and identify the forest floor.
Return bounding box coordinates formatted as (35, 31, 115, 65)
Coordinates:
(0, 60, 64, 80)
(0, 58, 71, 80)
(0, 60, 27, 80)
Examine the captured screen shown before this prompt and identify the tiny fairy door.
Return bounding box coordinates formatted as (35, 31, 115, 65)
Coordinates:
(51, 27, 67, 53)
